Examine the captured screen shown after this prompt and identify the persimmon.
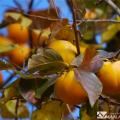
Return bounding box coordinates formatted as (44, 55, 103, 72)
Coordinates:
(55, 70, 88, 105)
(0, 72, 3, 85)
(98, 60, 120, 96)
(32, 28, 50, 47)
(48, 40, 77, 64)
(7, 23, 29, 44)
(8, 44, 30, 65)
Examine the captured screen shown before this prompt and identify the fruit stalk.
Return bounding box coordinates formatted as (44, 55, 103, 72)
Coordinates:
(70, 0, 80, 56)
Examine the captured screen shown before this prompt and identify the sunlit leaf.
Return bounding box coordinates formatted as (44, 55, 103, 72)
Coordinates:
(32, 100, 64, 120)
(0, 104, 15, 118)
(0, 37, 17, 53)
(5, 12, 32, 27)
(5, 100, 29, 118)
(50, 19, 68, 39)
(3, 80, 21, 102)
(102, 24, 118, 42)
(74, 69, 102, 106)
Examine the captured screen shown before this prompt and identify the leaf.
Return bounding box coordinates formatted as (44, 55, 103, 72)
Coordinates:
(0, 37, 18, 53)
(32, 100, 64, 120)
(29, 8, 59, 29)
(5, 100, 29, 118)
(81, 45, 103, 73)
(71, 55, 83, 67)
(74, 69, 102, 106)
(28, 48, 68, 75)
(18, 76, 56, 103)
(0, 104, 15, 118)
(101, 24, 118, 42)
(80, 101, 98, 120)
(3, 80, 21, 102)
(5, 12, 32, 27)
(0, 60, 15, 70)
(55, 25, 75, 42)
(97, 49, 120, 59)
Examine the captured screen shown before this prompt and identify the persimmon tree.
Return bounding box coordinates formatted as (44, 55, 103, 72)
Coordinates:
(0, 0, 120, 120)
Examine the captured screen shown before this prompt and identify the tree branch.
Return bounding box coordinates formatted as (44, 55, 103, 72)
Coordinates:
(70, 0, 80, 55)
(104, 0, 120, 15)
(24, 13, 120, 23)
(15, 98, 19, 120)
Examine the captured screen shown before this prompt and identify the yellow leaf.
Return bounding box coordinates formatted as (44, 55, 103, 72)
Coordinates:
(5, 12, 32, 27)
(0, 36, 17, 53)
(32, 100, 65, 120)
(5, 100, 29, 118)
(102, 24, 118, 42)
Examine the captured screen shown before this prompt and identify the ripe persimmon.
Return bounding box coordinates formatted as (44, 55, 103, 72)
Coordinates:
(8, 44, 30, 65)
(7, 23, 29, 44)
(98, 60, 120, 96)
(55, 70, 88, 105)
(48, 40, 77, 64)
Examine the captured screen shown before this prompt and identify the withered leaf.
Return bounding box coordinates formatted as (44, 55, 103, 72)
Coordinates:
(29, 8, 59, 29)
(28, 48, 68, 75)
(74, 69, 102, 106)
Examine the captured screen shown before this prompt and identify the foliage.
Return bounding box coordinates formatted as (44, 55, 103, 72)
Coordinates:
(0, 0, 120, 120)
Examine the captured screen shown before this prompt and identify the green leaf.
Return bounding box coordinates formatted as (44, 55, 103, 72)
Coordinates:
(80, 101, 98, 120)
(18, 76, 57, 103)
(74, 69, 102, 107)
(28, 48, 68, 75)
(31, 100, 64, 120)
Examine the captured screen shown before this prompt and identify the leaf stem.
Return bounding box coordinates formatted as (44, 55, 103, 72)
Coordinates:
(70, 0, 80, 56)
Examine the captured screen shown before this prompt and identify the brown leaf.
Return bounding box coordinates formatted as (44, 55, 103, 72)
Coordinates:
(80, 45, 103, 72)
(29, 8, 59, 29)
(50, 19, 68, 39)
(74, 69, 102, 106)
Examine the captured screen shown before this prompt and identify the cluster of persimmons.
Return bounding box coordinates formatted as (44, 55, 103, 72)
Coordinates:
(0, 17, 120, 107)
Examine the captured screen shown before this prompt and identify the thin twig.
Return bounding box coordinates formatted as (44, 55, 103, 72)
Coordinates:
(70, 0, 80, 55)
(104, 0, 120, 15)
(23, 13, 120, 23)
(15, 98, 19, 120)
(66, 104, 75, 120)
(48, 0, 59, 17)
(28, 0, 34, 11)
